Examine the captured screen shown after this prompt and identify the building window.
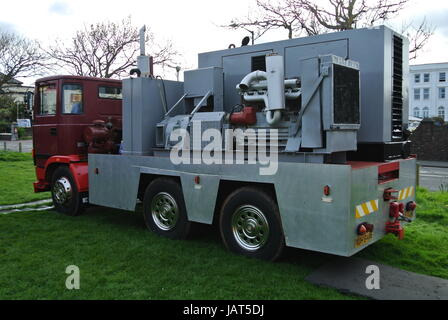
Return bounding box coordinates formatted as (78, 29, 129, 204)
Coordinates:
(413, 107, 420, 118)
(414, 74, 420, 83)
(440, 72, 446, 82)
(439, 87, 446, 99)
(414, 88, 420, 100)
(423, 88, 430, 100)
(424, 73, 430, 82)
(423, 107, 429, 118)
(438, 106, 445, 119)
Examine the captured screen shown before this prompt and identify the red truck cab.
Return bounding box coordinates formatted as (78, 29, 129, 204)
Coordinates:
(32, 76, 122, 215)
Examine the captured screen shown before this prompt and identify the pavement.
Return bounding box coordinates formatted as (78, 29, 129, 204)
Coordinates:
(1, 139, 33, 153)
(306, 257, 448, 300)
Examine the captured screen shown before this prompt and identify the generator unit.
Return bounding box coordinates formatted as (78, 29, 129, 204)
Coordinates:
(34, 25, 417, 261)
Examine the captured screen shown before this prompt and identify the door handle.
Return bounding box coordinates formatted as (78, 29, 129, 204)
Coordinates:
(50, 127, 57, 136)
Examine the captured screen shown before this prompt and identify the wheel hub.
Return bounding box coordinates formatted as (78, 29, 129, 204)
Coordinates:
(151, 192, 179, 231)
(53, 177, 72, 205)
(231, 205, 269, 251)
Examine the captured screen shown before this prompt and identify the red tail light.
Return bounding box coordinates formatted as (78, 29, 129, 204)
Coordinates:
(357, 224, 367, 235)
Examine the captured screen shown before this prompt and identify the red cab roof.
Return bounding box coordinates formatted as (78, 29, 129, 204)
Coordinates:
(36, 75, 122, 84)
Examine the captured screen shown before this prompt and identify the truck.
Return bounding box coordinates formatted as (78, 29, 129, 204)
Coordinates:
(33, 25, 417, 261)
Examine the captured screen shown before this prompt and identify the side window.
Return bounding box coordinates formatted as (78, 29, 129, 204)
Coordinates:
(98, 86, 122, 99)
(62, 84, 83, 114)
(39, 85, 57, 115)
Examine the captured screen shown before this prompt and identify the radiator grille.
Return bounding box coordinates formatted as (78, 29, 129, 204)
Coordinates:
(392, 35, 403, 141)
(251, 56, 266, 72)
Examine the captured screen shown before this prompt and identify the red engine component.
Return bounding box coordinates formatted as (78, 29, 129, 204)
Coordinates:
(386, 221, 404, 240)
(386, 200, 416, 239)
(83, 119, 120, 154)
(229, 106, 257, 125)
(389, 201, 400, 219)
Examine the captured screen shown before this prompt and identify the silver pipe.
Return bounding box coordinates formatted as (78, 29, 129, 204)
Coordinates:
(236, 71, 267, 91)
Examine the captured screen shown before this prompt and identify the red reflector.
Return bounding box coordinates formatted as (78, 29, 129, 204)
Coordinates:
(323, 185, 330, 196)
(194, 176, 200, 184)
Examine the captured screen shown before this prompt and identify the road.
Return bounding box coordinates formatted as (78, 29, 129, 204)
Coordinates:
(419, 166, 448, 191)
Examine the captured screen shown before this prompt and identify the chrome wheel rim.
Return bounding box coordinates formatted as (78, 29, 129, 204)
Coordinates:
(151, 192, 179, 231)
(231, 205, 269, 251)
(53, 177, 72, 205)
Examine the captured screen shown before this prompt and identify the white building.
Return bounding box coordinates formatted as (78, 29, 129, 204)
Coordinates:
(409, 62, 448, 121)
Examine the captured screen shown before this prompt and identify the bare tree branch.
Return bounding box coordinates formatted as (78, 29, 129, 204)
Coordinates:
(0, 29, 48, 87)
(224, 0, 433, 59)
(401, 18, 435, 60)
(46, 17, 179, 79)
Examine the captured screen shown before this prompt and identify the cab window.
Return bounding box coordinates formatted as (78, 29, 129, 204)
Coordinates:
(62, 84, 83, 114)
(39, 85, 57, 115)
(98, 86, 122, 100)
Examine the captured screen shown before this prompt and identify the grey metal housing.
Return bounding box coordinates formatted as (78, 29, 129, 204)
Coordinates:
(198, 25, 409, 143)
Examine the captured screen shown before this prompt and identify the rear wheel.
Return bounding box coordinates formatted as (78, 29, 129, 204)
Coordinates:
(219, 187, 285, 261)
(51, 166, 84, 216)
(143, 178, 191, 239)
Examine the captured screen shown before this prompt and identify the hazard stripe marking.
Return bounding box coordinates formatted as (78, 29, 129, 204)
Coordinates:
(355, 199, 379, 219)
(398, 186, 415, 201)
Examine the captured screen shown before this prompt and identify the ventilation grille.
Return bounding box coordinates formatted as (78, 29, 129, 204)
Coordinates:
(251, 56, 266, 72)
(235, 127, 289, 156)
(392, 35, 403, 141)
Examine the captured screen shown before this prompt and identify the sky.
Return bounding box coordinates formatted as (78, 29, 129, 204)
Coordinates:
(0, 0, 447, 85)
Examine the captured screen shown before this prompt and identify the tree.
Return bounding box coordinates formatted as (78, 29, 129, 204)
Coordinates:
(0, 29, 47, 87)
(226, 0, 302, 41)
(47, 17, 179, 78)
(225, 0, 433, 59)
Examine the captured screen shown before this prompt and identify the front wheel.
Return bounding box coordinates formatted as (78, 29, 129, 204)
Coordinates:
(51, 166, 84, 216)
(219, 187, 285, 261)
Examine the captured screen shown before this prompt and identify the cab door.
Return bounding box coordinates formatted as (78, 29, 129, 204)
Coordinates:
(32, 80, 59, 168)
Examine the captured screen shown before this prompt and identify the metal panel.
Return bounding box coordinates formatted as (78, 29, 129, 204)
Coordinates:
(180, 172, 220, 224)
(122, 78, 184, 156)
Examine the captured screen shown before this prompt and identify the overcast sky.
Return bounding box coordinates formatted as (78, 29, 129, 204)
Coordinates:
(1, 0, 447, 85)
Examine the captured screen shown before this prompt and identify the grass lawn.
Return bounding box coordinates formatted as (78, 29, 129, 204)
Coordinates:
(0, 155, 446, 299)
(0, 151, 50, 205)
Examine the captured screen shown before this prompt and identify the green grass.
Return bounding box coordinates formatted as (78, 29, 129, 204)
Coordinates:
(0, 207, 359, 300)
(0, 151, 50, 205)
(0, 156, 446, 299)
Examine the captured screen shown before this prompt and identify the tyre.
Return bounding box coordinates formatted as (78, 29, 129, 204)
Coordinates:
(51, 166, 84, 216)
(219, 187, 285, 261)
(143, 178, 191, 239)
